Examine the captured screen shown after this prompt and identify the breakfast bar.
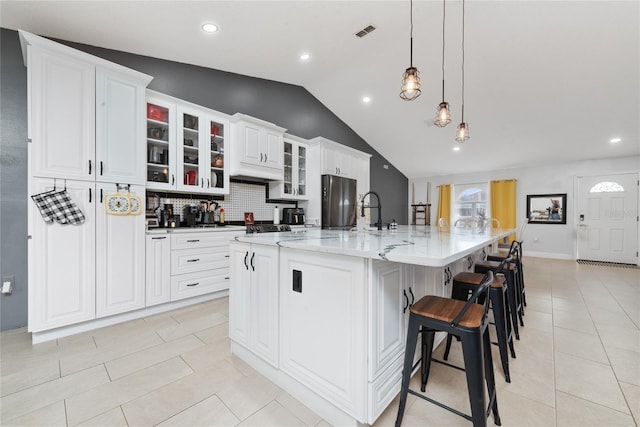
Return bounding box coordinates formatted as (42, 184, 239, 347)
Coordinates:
(228, 225, 514, 426)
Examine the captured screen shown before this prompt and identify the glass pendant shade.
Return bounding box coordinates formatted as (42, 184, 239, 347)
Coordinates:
(400, 67, 421, 100)
(455, 122, 470, 142)
(434, 102, 451, 127)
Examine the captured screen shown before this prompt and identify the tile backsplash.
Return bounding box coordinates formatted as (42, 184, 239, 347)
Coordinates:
(149, 181, 295, 223)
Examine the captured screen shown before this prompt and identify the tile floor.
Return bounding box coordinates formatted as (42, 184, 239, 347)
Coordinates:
(0, 257, 638, 426)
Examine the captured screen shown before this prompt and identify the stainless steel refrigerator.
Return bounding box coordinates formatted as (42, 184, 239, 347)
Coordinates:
(321, 175, 357, 230)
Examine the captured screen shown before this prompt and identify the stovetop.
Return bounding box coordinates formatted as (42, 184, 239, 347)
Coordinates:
(245, 224, 291, 234)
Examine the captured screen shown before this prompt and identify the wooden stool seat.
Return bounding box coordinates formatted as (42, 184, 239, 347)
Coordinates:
(411, 296, 485, 328)
(454, 272, 505, 288)
(475, 260, 516, 271)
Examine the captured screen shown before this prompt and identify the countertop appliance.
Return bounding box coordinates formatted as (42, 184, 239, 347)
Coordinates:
(246, 224, 291, 233)
(282, 208, 305, 225)
(321, 174, 357, 230)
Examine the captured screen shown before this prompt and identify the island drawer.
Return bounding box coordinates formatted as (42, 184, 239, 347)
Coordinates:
(171, 232, 238, 250)
(170, 269, 230, 301)
(171, 246, 230, 275)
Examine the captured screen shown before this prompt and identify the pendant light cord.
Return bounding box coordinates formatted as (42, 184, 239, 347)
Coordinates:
(441, 0, 446, 102)
(461, 0, 465, 121)
(410, 0, 414, 67)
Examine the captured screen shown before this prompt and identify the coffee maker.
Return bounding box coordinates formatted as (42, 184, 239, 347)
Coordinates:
(160, 203, 175, 228)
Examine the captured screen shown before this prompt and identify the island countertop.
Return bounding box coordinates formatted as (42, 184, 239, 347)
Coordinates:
(234, 225, 514, 267)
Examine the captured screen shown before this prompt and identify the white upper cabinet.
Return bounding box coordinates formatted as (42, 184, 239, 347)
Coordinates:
(229, 113, 286, 180)
(269, 134, 309, 200)
(20, 30, 153, 184)
(96, 68, 147, 184)
(28, 46, 96, 181)
(145, 96, 177, 190)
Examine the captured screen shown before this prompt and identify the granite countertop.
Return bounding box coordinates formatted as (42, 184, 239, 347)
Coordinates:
(234, 225, 514, 267)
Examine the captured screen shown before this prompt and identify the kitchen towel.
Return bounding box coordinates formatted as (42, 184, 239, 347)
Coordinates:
(31, 189, 85, 225)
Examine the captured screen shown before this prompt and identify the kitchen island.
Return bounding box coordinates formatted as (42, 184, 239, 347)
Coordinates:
(229, 225, 514, 426)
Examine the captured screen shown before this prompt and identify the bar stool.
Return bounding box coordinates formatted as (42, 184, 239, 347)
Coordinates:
(395, 271, 501, 427)
(443, 267, 516, 383)
(487, 240, 526, 309)
(474, 256, 524, 340)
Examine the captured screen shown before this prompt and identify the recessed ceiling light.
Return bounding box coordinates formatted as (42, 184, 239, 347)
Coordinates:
(610, 137, 621, 143)
(453, 146, 461, 151)
(202, 23, 218, 33)
(362, 96, 371, 103)
(299, 53, 310, 61)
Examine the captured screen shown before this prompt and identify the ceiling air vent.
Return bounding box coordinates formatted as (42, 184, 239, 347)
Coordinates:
(355, 25, 376, 38)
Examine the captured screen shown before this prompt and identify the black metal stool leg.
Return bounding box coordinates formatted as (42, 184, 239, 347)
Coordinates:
(482, 327, 501, 426)
(504, 271, 522, 339)
(420, 329, 435, 391)
(396, 316, 421, 427)
(489, 286, 511, 383)
(443, 333, 454, 360)
(461, 331, 487, 427)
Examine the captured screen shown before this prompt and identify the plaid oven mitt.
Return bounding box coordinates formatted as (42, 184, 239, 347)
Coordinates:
(31, 189, 86, 225)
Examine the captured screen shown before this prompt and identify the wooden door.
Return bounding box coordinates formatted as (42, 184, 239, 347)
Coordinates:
(577, 173, 639, 264)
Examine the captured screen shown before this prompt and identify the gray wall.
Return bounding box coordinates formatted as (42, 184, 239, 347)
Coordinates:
(0, 28, 407, 330)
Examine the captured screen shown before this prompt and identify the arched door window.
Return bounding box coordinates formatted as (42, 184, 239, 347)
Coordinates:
(589, 181, 625, 193)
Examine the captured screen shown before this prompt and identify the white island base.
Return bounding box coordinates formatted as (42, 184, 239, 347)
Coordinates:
(229, 227, 512, 426)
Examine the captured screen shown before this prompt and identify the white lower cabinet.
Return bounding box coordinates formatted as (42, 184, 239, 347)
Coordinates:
(169, 231, 240, 301)
(279, 247, 366, 421)
(145, 234, 171, 306)
(29, 178, 96, 332)
(229, 241, 279, 366)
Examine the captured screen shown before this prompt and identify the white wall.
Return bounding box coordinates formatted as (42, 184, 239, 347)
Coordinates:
(410, 156, 640, 260)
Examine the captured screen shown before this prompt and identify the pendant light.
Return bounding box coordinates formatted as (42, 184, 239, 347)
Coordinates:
(400, 0, 421, 101)
(434, 0, 451, 127)
(455, 0, 470, 141)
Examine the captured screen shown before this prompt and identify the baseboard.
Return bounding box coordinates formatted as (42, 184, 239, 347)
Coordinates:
(522, 251, 573, 260)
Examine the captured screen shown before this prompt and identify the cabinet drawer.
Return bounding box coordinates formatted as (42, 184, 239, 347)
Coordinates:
(170, 269, 230, 301)
(171, 247, 230, 275)
(368, 357, 403, 424)
(171, 232, 235, 250)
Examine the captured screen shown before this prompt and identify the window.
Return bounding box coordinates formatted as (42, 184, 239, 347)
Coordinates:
(589, 181, 624, 193)
(452, 183, 489, 223)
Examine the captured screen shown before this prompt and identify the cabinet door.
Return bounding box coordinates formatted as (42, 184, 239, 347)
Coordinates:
(95, 68, 146, 184)
(95, 183, 146, 318)
(263, 129, 283, 171)
(229, 241, 251, 346)
(177, 106, 204, 192)
(201, 114, 229, 194)
(29, 46, 95, 181)
(281, 141, 294, 197)
(146, 97, 177, 190)
(29, 178, 96, 332)
(251, 245, 280, 366)
(296, 143, 308, 198)
(354, 155, 370, 203)
(146, 234, 171, 306)
(239, 122, 262, 166)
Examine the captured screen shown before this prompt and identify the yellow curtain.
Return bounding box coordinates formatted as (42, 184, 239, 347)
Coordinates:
(490, 179, 516, 242)
(437, 184, 451, 225)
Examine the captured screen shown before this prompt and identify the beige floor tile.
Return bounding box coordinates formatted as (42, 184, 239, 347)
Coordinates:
(494, 388, 556, 426)
(0, 357, 59, 397)
(181, 338, 232, 372)
(106, 334, 204, 380)
(276, 392, 323, 426)
(158, 395, 240, 427)
(552, 309, 597, 335)
(554, 327, 609, 364)
(552, 297, 590, 314)
(512, 327, 554, 361)
(496, 351, 555, 408)
(555, 352, 629, 414)
(238, 400, 306, 426)
(1, 400, 66, 427)
(605, 346, 640, 386)
(525, 295, 553, 314)
(589, 307, 638, 330)
(171, 298, 230, 324)
(596, 325, 640, 354)
(65, 357, 193, 425)
(521, 309, 553, 333)
(619, 381, 640, 423)
(60, 330, 164, 376)
(584, 296, 627, 314)
(371, 389, 416, 427)
(56, 333, 98, 355)
(195, 322, 230, 345)
(122, 359, 245, 426)
(315, 421, 332, 427)
(556, 391, 635, 426)
(76, 407, 128, 427)
(141, 311, 181, 330)
(217, 371, 283, 420)
(156, 312, 228, 342)
(0, 365, 110, 422)
(90, 318, 150, 347)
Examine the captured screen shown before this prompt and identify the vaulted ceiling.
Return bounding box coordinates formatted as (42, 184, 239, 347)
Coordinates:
(2, 1, 638, 178)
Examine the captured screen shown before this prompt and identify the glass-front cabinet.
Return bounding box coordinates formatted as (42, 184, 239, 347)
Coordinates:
(269, 135, 308, 200)
(145, 90, 229, 195)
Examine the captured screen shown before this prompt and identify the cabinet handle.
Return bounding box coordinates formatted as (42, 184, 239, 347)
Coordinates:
(100, 189, 103, 203)
(171, 174, 175, 185)
(244, 251, 249, 270)
(89, 188, 92, 203)
(89, 160, 92, 175)
(225, 277, 230, 280)
(264, 153, 268, 163)
(225, 255, 230, 258)
(409, 287, 415, 306)
(207, 178, 210, 189)
(152, 236, 167, 240)
(403, 289, 409, 313)
(186, 282, 199, 287)
(467, 255, 474, 270)
(100, 161, 104, 176)
(260, 153, 264, 163)
(250, 252, 255, 271)
(187, 258, 200, 263)
(201, 178, 204, 188)
(187, 239, 200, 242)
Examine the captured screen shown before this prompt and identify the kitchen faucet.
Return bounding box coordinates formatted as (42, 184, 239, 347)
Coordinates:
(361, 191, 382, 230)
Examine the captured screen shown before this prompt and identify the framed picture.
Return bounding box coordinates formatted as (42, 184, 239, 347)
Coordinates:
(527, 193, 567, 224)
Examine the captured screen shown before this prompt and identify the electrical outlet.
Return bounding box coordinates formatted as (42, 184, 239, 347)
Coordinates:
(2, 276, 15, 295)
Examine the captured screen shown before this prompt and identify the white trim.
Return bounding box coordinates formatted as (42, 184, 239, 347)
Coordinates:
(31, 291, 228, 344)
(523, 250, 573, 260)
